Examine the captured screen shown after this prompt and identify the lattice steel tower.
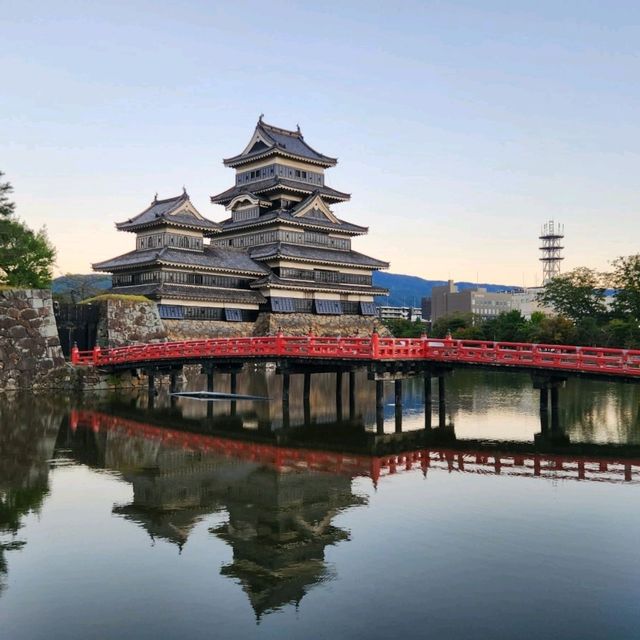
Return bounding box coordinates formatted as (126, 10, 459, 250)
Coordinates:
(539, 220, 564, 284)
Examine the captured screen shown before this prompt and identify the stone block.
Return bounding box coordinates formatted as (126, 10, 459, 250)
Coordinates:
(8, 325, 27, 339)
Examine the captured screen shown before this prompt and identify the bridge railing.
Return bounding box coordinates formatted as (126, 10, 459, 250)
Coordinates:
(69, 334, 640, 377)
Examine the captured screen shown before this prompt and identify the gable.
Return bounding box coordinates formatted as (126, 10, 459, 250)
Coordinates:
(293, 195, 340, 224)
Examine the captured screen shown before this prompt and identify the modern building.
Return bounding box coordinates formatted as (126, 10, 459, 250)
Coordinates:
(93, 118, 389, 325)
(377, 306, 423, 322)
(430, 280, 514, 324)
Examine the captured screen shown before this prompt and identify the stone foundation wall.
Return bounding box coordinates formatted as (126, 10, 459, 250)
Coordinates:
(163, 319, 256, 341)
(0, 289, 66, 391)
(96, 298, 167, 347)
(252, 313, 390, 337)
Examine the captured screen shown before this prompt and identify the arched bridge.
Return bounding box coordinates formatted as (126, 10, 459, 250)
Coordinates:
(71, 334, 640, 380)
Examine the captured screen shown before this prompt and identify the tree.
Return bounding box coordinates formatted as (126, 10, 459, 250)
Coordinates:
(0, 172, 56, 289)
(383, 318, 425, 338)
(482, 310, 531, 342)
(0, 171, 15, 218)
(611, 254, 640, 321)
(530, 315, 577, 345)
(431, 313, 473, 338)
(537, 268, 607, 323)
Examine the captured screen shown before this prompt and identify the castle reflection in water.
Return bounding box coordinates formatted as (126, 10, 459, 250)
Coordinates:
(2, 368, 640, 617)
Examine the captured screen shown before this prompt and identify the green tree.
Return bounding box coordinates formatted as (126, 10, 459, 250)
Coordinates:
(482, 310, 531, 342)
(530, 315, 577, 345)
(0, 172, 16, 218)
(537, 267, 607, 323)
(431, 313, 473, 338)
(0, 172, 56, 289)
(383, 318, 425, 338)
(611, 254, 640, 321)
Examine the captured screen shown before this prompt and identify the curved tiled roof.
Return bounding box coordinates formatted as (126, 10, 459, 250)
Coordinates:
(249, 273, 388, 296)
(223, 120, 338, 168)
(217, 209, 367, 236)
(249, 243, 389, 269)
(210, 178, 350, 206)
(93, 246, 269, 275)
(110, 283, 266, 305)
(116, 192, 220, 233)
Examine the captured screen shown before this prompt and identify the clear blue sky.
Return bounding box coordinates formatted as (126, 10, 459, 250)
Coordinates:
(2, 0, 640, 285)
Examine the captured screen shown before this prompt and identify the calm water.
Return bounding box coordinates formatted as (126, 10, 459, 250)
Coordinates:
(1, 369, 640, 639)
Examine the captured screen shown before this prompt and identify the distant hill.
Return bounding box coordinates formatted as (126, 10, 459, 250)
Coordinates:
(52, 274, 112, 301)
(52, 272, 517, 307)
(373, 272, 517, 307)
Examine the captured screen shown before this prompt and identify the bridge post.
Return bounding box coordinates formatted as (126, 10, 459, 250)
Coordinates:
(282, 372, 290, 429)
(349, 370, 356, 419)
(169, 371, 179, 394)
(303, 373, 311, 425)
(376, 380, 384, 434)
(438, 375, 446, 428)
(230, 372, 237, 395)
(336, 370, 343, 422)
(550, 386, 560, 432)
(424, 373, 432, 430)
(207, 372, 214, 393)
(395, 379, 403, 433)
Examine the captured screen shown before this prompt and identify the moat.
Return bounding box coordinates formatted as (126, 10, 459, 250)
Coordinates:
(1, 369, 640, 639)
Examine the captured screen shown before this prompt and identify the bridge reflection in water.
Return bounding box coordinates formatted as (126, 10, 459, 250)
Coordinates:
(3, 370, 640, 620)
(55, 367, 639, 618)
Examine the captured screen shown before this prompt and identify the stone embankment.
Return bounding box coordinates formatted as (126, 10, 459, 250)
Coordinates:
(0, 289, 66, 391)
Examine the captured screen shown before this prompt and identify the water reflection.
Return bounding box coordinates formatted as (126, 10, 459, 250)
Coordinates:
(2, 367, 640, 630)
(0, 397, 62, 595)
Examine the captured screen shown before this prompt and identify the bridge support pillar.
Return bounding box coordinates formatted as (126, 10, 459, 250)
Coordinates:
(424, 374, 432, 430)
(550, 386, 560, 431)
(230, 372, 237, 395)
(282, 373, 291, 429)
(438, 375, 446, 428)
(349, 371, 356, 420)
(395, 379, 403, 433)
(303, 373, 311, 425)
(169, 372, 179, 394)
(376, 380, 384, 434)
(336, 371, 343, 422)
(207, 372, 214, 393)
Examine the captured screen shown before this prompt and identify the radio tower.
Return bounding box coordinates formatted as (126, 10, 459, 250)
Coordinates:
(539, 220, 564, 284)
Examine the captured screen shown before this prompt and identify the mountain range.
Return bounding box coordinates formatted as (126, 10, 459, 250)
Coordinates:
(52, 272, 517, 306)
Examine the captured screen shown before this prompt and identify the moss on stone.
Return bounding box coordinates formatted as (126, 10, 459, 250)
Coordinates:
(80, 293, 150, 304)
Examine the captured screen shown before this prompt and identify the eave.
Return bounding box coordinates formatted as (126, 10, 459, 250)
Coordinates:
(223, 147, 337, 169)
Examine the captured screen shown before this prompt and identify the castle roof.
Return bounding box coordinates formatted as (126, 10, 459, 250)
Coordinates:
(108, 283, 266, 305)
(223, 118, 338, 169)
(116, 192, 220, 234)
(210, 178, 350, 206)
(249, 243, 389, 270)
(217, 209, 367, 237)
(250, 273, 388, 296)
(93, 245, 269, 276)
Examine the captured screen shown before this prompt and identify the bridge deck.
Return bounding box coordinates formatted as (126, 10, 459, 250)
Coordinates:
(71, 335, 640, 379)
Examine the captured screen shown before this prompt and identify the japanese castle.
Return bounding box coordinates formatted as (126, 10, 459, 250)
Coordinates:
(93, 117, 389, 323)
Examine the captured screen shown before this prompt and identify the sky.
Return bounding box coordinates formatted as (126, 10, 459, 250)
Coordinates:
(2, 0, 640, 286)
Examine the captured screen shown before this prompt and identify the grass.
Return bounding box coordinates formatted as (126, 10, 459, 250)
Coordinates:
(80, 293, 151, 304)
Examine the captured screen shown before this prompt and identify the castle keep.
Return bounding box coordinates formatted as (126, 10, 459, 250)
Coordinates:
(93, 118, 388, 332)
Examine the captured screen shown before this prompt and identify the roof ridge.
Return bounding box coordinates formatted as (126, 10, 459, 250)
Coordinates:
(258, 120, 302, 139)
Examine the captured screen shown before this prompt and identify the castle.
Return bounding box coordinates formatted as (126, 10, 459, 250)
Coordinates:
(93, 118, 388, 335)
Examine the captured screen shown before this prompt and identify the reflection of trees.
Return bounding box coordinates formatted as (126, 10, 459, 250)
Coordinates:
(561, 380, 640, 444)
(0, 395, 62, 596)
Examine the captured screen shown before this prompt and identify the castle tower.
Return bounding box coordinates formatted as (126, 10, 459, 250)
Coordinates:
(210, 117, 389, 317)
(539, 220, 564, 284)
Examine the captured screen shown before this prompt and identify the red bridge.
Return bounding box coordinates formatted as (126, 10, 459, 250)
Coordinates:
(70, 410, 640, 486)
(71, 334, 640, 380)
